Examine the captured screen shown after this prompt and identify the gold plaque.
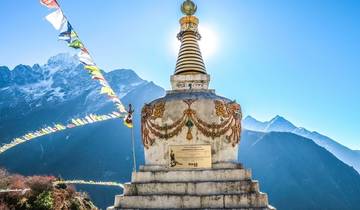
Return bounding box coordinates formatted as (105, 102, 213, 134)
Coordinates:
(169, 145, 212, 169)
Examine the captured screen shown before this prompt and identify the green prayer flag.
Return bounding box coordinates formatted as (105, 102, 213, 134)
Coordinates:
(68, 39, 83, 49)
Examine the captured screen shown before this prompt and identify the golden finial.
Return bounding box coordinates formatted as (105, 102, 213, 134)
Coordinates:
(181, 0, 197, 16)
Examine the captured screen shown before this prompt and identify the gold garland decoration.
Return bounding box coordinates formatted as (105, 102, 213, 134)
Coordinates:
(141, 99, 242, 149)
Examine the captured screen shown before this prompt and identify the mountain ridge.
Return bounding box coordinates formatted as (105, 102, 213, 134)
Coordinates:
(239, 130, 360, 210)
(243, 115, 360, 173)
(0, 53, 165, 144)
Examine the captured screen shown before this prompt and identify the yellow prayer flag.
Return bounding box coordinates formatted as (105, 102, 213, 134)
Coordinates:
(84, 65, 100, 72)
(72, 119, 80, 126)
(76, 119, 84, 125)
(100, 86, 115, 96)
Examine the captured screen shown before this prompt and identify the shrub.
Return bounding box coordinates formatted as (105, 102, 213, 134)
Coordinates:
(33, 191, 54, 210)
(9, 175, 26, 189)
(0, 168, 10, 188)
(26, 176, 55, 194)
(0, 169, 98, 210)
(0, 202, 10, 210)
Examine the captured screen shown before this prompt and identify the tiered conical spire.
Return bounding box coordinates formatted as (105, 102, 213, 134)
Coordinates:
(171, 0, 210, 91)
(174, 0, 206, 75)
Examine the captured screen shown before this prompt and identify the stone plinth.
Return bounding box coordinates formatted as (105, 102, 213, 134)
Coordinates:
(108, 163, 275, 210)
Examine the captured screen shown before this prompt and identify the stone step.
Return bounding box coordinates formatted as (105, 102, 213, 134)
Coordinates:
(139, 162, 243, 172)
(114, 194, 269, 209)
(109, 207, 276, 210)
(124, 180, 260, 196)
(131, 168, 252, 183)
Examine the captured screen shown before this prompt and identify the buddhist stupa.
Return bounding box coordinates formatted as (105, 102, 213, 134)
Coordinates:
(108, 1, 275, 209)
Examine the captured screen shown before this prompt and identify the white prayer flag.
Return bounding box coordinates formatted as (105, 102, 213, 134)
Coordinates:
(117, 103, 127, 113)
(77, 50, 96, 66)
(45, 9, 66, 30)
(111, 98, 121, 103)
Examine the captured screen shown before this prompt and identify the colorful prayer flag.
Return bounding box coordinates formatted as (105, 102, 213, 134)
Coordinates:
(92, 75, 105, 81)
(84, 65, 100, 73)
(48, 127, 56, 132)
(40, 0, 59, 9)
(112, 112, 121, 117)
(98, 80, 109, 87)
(123, 104, 134, 128)
(89, 115, 98, 122)
(100, 86, 115, 95)
(69, 39, 84, 49)
(41, 1, 128, 120)
(76, 119, 85, 125)
(77, 50, 95, 66)
(123, 116, 133, 128)
(91, 115, 100, 122)
(90, 70, 103, 77)
(116, 103, 127, 113)
(58, 22, 73, 43)
(91, 73, 106, 81)
(111, 98, 121, 103)
(45, 9, 66, 30)
(72, 119, 80, 126)
(67, 124, 76, 128)
(81, 47, 90, 54)
(85, 116, 94, 123)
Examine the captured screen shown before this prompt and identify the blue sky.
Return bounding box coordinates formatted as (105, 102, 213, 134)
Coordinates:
(0, 0, 359, 149)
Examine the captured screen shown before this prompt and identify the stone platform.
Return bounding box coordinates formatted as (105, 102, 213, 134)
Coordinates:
(108, 163, 275, 210)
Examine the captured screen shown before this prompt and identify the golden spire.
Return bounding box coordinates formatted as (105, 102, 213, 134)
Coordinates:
(174, 0, 206, 75)
(181, 0, 197, 16)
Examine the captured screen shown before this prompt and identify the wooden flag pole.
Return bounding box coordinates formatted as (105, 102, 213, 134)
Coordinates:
(131, 126, 137, 172)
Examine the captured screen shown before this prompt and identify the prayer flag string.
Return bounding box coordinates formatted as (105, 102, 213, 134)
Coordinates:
(0, 112, 123, 154)
(40, 0, 127, 115)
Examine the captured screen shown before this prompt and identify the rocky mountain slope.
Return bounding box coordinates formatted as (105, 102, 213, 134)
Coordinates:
(239, 130, 360, 210)
(243, 115, 360, 173)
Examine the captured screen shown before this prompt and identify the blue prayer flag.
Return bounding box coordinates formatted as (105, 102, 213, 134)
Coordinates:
(58, 22, 73, 43)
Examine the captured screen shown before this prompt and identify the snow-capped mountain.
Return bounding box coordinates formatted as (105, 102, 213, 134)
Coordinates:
(0, 53, 165, 142)
(243, 115, 360, 173)
(0, 53, 153, 111)
(246, 115, 298, 132)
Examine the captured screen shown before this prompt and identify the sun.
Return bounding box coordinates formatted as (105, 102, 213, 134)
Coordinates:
(198, 25, 218, 60)
(171, 25, 218, 60)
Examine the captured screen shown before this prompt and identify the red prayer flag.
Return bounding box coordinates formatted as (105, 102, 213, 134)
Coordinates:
(93, 76, 105, 81)
(108, 96, 117, 99)
(81, 47, 89, 54)
(40, 0, 59, 9)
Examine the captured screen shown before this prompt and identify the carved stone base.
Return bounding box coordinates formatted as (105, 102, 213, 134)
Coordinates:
(108, 163, 275, 210)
